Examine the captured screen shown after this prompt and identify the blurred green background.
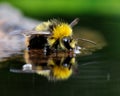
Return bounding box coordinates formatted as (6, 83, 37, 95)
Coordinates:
(0, 0, 120, 57)
(0, 0, 120, 17)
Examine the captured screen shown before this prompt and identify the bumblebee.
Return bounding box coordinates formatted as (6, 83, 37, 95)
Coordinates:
(24, 18, 79, 52)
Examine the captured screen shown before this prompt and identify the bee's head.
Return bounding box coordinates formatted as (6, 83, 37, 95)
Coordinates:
(47, 22, 73, 49)
(60, 36, 77, 50)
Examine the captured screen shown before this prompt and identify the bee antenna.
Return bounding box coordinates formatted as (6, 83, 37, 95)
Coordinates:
(70, 18, 80, 27)
(77, 38, 96, 45)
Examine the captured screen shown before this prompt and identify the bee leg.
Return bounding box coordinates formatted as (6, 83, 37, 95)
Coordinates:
(43, 47, 47, 55)
(52, 39, 59, 52)
(46, 46, 52, 55)
(53, 49, 58, 53)
(68, 49, 74, 56)
(73, 46, 81, 54)
(69, 49, 73, 53)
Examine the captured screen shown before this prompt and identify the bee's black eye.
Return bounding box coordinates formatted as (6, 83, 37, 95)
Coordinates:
(63, 38, 68, 42)
(63, 63, 68, 67)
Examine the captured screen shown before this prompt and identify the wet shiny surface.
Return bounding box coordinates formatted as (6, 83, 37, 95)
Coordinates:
(0, 49, 117, 96)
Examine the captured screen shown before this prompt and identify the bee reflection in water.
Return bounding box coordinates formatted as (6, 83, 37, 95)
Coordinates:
(11, 50, 77, 81)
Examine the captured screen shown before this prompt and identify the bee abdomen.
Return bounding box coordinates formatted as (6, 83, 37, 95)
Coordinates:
(28, 35, 48, 49)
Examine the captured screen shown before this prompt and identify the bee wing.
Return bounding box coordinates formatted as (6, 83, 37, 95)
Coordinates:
(77, 38, 97, 45)
(22, 30, 51, 37)
(74, 29, 106, 53)
(28, 31, 51, 35)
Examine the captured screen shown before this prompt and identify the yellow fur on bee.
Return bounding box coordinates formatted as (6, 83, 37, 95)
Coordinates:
(47, 37, 57, 47)
(48, 59, 72, 80)
(36, 70, 50, 77)
(47, 59, 55, 66)
(35, 22, 50, 31)
(69, 39, 77, 48)
(52, 65, 72, 80)
(52, 23, 72, 39)
(70, 58, 76, 65)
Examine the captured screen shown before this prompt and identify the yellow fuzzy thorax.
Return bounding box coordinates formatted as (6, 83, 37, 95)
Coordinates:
(52, 23, 72, 39)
